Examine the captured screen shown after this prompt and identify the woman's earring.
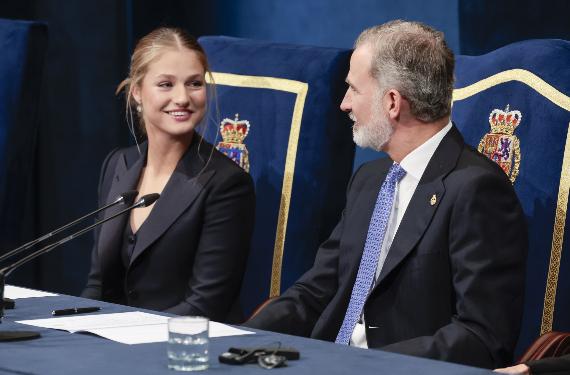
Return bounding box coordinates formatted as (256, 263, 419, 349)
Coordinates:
(136, 104, 142, 113)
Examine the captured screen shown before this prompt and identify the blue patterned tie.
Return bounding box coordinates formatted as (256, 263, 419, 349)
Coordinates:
(335, 163, 406, 345)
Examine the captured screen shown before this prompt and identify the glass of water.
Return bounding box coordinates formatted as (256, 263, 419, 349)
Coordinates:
(167, 316, 209, 371)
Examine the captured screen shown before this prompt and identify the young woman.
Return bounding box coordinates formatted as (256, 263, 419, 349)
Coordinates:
(81, 28, 255, 322)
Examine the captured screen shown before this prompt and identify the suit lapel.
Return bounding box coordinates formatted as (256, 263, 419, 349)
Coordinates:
(98, 146, 145, 270)
(129, 139, 215, 267)
(374, 125, 464, 287)
(343, 161, 391, 285)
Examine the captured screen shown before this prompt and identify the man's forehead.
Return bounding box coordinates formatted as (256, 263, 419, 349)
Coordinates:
(348, 45, 374, 80)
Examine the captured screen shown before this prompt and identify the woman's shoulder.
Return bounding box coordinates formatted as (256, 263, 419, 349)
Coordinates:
(195, 143, 254, 197)
(101, 144, 142, 170)
(196, 138, 250, 177)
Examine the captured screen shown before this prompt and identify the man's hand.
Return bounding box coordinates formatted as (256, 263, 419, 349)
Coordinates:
(494, 363, 530, 374)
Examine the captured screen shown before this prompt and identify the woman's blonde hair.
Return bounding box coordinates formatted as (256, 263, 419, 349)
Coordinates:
(116, 27, 216, 142)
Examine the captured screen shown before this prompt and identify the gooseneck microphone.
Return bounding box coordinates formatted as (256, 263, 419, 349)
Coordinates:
(0, 190, 137, 313)
(0, 193, 159, 342)
(0, 190, 139, 264)
(0, 193, 159, 279)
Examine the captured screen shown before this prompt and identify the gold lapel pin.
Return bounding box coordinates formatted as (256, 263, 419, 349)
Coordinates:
(430, 194, 437, 206)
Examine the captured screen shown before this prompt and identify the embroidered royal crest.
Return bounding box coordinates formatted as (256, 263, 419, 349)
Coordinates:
(216, 113, 250, 172)
(477, 105, 522, 184)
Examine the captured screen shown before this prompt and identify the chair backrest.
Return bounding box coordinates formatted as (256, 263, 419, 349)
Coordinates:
(199, 36, 354, 317)
(0, 19, 48, 285)
(518, 331, 570, 363)
(452, 39, 570, 356)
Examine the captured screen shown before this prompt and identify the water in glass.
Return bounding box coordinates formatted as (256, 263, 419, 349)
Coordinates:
(167, 317, 209, 371)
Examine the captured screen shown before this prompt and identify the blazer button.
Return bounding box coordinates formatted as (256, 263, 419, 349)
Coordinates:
(128, 290, 138, 300)
(128, 235, 136, 244)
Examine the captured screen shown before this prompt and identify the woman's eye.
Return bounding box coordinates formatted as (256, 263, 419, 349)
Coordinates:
(158, 82, 172, 88)
(188, 80, 204, 88)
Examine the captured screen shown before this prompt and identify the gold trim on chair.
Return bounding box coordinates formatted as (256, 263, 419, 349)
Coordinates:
(542, 124, 570, 334)
(453, 69, 570, 111)
(453, 69, 570, 334)
(207, 72, 309, 298)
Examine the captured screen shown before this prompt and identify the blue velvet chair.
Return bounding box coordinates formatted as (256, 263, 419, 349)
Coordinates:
(452, 39, 570, 356)
(0, 19, 48, 285)
(199, 36, 355, 317)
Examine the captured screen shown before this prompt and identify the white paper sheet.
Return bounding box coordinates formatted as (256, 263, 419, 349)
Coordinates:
(16, 311, 254, 345)
(210, 321, 255, 338)
(4, 285, 58, 299)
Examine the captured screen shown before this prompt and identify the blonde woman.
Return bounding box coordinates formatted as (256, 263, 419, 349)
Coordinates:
(81, 28, 254, 322)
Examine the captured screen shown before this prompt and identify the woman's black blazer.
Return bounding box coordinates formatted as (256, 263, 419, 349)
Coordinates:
(82, 136, 255, 322)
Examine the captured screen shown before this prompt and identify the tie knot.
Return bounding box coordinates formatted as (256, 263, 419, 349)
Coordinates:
(387, 163, 406, 183)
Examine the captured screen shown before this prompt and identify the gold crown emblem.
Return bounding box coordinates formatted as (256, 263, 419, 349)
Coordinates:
(216, 113, 251, 172)
(220, 114, 250, 144)
(488, 104, 522, 135)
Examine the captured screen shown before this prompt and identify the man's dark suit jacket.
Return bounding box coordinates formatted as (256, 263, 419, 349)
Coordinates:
(246, 125, 527, 368)
(528, 354, 570, 374)
(82, 136, 255, 322)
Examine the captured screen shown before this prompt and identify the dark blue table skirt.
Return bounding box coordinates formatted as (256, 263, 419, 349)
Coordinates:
(0, 291, 493, 374)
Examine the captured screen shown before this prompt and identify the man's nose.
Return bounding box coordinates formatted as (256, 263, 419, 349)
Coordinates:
(340, 90, 351, 112)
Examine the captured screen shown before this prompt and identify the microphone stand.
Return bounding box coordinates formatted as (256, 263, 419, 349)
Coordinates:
(0, 190, 138, 264)
(0, 190, 137, 311)
(0, 193, 159, 342)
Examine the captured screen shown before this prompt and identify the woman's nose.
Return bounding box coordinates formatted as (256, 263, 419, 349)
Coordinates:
(173, 84, 190, 106)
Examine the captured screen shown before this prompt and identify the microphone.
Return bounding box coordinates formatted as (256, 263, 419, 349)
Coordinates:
(0, 190, 137, 313)
(0, 190, 138, 264)
(0, 193, 159, 278)
(0, 192, 159, 342)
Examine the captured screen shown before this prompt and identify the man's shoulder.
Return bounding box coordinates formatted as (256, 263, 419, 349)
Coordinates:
(455, 143, 512, 182)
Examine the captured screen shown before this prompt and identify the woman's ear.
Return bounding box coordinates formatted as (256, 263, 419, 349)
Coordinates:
(132, 84, 141, 105)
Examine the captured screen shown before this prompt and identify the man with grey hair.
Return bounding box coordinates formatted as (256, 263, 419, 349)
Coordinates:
(246, 20, 527, 369)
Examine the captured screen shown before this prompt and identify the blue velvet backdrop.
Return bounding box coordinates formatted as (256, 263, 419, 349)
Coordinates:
(0, 18, 47, 286)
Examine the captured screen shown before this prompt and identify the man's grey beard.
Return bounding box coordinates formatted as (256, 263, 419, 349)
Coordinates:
(351, 106, 394, 151)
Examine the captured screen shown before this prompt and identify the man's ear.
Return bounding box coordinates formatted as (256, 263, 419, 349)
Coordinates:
(383, 89, 403, 120)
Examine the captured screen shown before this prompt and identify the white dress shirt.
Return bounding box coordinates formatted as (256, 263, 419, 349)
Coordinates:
(350, 121, 452, 348)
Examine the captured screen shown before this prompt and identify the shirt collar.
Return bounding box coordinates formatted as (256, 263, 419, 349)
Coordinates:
(399, 121, 452, 181)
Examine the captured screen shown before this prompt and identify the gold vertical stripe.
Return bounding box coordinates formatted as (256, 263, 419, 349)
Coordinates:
(541, 123, 570, 334)
(207, 72, 309, 298)
(269, 83, 309, 297)
(453, 69, 570, 334)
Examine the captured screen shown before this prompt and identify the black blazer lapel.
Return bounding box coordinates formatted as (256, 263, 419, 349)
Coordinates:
(129, 142, 215, 267)
(374, 125, 464, 287)
(98, 147, 145, 271)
